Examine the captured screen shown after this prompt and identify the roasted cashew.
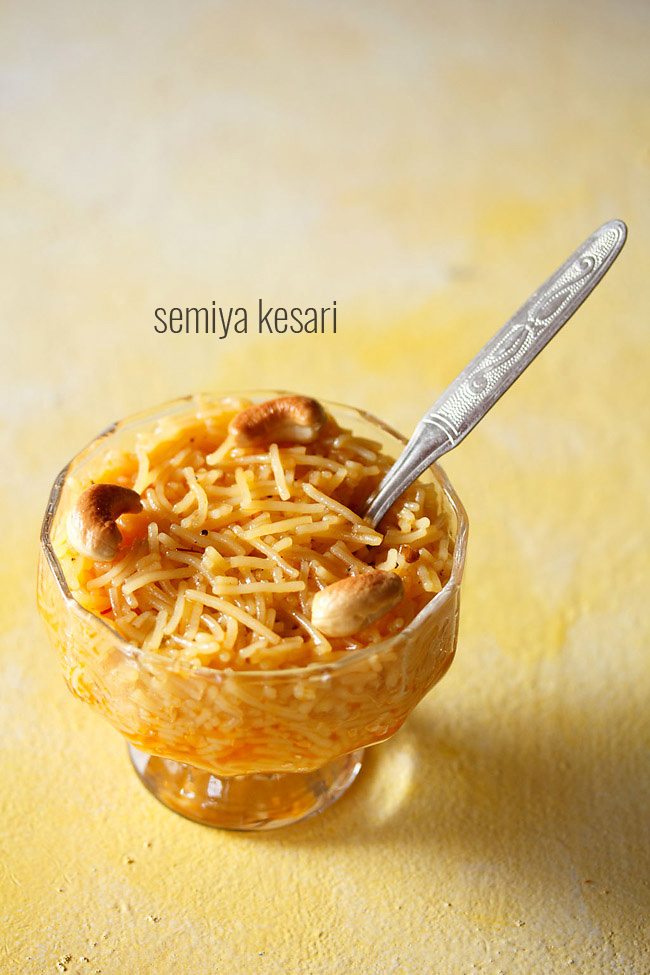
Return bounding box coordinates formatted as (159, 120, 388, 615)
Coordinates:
(67, 483, 142, 561)
(229, 395, 326, 446)
(311, 569, 404, 637)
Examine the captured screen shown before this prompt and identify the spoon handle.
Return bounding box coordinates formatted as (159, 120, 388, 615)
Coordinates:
(365, 219, 627, 526)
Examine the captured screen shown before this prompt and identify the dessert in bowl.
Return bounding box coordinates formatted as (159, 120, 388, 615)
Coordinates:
(38, 392, 467, 829)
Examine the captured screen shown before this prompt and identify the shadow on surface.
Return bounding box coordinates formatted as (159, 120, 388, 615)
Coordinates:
(244, 688, 650, 933)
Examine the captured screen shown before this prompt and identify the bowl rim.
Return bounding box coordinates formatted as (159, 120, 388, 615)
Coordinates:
(39, 390, 469, 680)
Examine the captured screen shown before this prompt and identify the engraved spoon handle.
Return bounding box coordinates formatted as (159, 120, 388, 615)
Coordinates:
(365, 219, 627, 526)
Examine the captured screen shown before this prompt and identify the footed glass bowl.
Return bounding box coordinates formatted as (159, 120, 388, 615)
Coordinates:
(37, 393, 468, 830)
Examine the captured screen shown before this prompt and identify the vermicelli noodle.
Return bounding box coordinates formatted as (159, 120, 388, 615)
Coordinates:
(37, 395, 464, 777)
(55, 396, 455, 672)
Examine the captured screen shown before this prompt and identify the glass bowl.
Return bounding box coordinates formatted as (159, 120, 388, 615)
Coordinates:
(37, 392, 468, 830)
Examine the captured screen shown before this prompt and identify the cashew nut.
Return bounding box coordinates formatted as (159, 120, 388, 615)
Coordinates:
(311, 570, 404, 637)
(67, 484, 143, 561)
(229, 395, 326, 446)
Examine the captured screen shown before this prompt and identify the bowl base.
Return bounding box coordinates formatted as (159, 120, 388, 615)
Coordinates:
(127, 744, 364, 830)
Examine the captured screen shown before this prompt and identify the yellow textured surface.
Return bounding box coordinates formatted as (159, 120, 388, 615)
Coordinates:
(2, 2, 649, 973)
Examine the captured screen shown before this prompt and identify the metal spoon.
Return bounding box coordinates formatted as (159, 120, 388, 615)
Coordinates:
(364, 219, 627, 527)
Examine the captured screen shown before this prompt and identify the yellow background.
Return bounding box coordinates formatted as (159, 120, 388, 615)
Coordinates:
(2, 2, 649, 973)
